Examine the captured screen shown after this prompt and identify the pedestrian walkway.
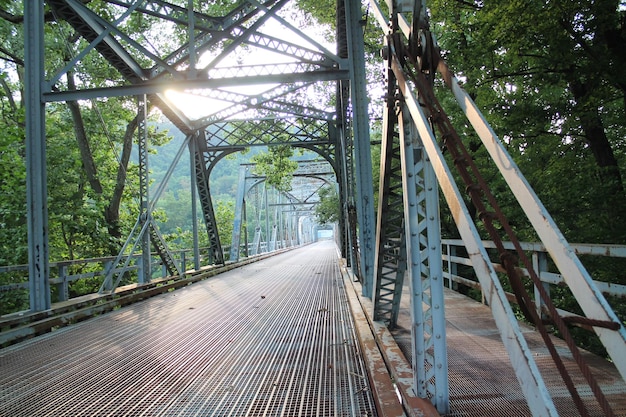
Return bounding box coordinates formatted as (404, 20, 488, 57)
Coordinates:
(0, 241, 377, 417)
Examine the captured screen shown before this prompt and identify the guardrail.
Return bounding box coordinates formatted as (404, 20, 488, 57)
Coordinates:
(4, 239, 624, 327)
(0, 248, 207, 315)
(442, 239, 626, 329)
(0, 240, 298, 317)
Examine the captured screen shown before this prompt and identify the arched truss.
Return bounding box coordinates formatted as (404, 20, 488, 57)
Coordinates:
(28, 0, 375, 300)
(192, 117, 339, 266)
(229, 160, 336, 261)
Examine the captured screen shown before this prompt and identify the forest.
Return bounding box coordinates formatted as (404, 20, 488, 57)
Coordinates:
(0, 1, 625, 353)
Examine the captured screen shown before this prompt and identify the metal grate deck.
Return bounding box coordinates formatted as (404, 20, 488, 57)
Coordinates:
(392, 287, 626, 417)
(0, 241, 377, 417)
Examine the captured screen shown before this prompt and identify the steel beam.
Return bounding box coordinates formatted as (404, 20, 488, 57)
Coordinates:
(390, 53, 559, 417)
(345, 0, 376, 297)
(230, 165, 250, 262)
(43, 70, 350, 103)
(398, 105, 449, 413)
(193, 131, 228, 265)
(25, 0, 50, 312)
(138, 95, 151, 283)
(373, 56, 407, 327)
(438, 60, 626, 382)
(188, 137, 201, 270)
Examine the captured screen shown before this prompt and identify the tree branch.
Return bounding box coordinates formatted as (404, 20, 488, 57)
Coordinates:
(0, 46, 24, 67)
(0, 76, 16, 112)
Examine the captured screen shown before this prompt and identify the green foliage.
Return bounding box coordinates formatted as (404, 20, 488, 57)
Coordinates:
(215, 199, 235, 247)
(430, 0, 626, 235)
(314, 185, 340, 225)
(0, 114, 27, 265)
(0, 286, 28, 315)
(428, 0, 626, 357)
(251, 146, 299, 192)
(429, 0, 626, 243)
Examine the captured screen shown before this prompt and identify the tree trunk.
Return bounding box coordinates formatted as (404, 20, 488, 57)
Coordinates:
(570, 79, 626, 239)
(104, 111, 140, 243)
(66, 71, 103, 195)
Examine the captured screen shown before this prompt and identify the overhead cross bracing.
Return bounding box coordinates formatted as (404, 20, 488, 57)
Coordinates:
(32, 0, 376, 295)
(43, 0, 348, 133)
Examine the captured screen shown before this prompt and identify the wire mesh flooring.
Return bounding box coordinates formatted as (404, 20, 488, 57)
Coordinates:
(391, 287, 626, 417)
(0, 241, 377, 417)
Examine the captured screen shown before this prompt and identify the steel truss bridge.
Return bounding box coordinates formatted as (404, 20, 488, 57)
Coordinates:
(9, 0, 626, 416)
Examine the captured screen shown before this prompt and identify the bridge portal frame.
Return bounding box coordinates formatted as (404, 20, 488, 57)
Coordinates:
(24, 0, 375, 309)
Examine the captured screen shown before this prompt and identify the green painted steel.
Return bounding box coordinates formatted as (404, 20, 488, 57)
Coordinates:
(24, 0, 50, 312)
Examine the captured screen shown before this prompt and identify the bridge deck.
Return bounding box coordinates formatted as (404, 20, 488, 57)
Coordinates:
(1, 241, 625, 417)
(0, 241, 376, 417)
(389, 285, 626, 417)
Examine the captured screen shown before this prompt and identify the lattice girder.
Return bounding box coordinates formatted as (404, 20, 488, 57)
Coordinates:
(203, 118, 332, 149)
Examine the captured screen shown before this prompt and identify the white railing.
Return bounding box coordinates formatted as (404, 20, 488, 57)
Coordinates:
(442, 239, 626, 327)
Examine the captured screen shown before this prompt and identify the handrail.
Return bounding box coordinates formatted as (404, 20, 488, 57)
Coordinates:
(4, 238, 623, 322)
(441, 239, 626, 328)
(0, 238, 308, 316)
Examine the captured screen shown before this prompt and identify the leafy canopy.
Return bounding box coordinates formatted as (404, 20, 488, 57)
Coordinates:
(251, 145, 299, 192)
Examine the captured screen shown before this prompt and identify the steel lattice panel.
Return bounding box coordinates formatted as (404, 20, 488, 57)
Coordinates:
(0, 242, 376, 417)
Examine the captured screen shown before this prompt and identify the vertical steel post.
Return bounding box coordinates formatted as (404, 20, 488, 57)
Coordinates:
(276, 193, 281, 249)
(24, 0, 50, 312)
(138, 95, 151, 283)
(264, 183, 270, 252)
(189, 135, 200, 270)
(57, 264, 68, 302)
(448, 245, 458, 290)
(395, 59, 559, 416)
(187, 0, 196, 78)
(372, 53, 407, 327)
(345, 0, 376, 297)
(180, 251, 186, 274)
(399, 105, 449, 412)
(533, 251, 550, 320)
(230, 164, 248, 261)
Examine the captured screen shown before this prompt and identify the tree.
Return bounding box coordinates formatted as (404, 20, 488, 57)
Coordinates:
(0, 3, 176, 261)
(426, 0, 626, 356)
(429, 0, 626, 243)
(315, 185, 340, 225)
(251, 145, 299, 192)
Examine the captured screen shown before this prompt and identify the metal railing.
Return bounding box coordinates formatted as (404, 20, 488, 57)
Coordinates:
(0, 240, 300, 317)
(0, 248, 210, 314)
(5, 238, 624, 324)
(442, 239, 626, 328)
